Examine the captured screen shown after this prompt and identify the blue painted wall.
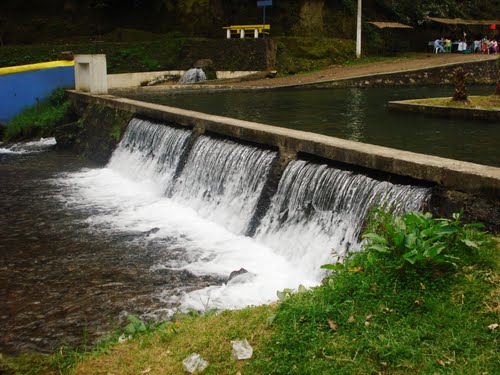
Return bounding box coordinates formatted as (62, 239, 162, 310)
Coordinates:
(0, 66, 75, 124)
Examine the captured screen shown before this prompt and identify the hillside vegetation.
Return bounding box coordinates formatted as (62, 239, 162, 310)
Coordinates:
(1, 0, 499, 44)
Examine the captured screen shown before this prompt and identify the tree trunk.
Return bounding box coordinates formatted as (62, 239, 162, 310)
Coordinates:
(452, 67, 468, 102)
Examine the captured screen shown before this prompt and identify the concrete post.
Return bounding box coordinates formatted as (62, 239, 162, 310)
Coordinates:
(74, 54, 108, 94)
(240, 29, 245, 39)
(356, 0, 362, 58)
(254, 29, 259, 38)
(226, 29, 231, 39)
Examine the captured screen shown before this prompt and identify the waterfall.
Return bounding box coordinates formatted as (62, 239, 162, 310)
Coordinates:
(171, 135, 277, 234)
(59, 117, 431, 311)
(255, 160, 430, 278)
(108, 118, 191, 188)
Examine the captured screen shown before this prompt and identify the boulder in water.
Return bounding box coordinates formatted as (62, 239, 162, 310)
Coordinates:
(228, 268, 248, 281)
(143, 227, 160, 236)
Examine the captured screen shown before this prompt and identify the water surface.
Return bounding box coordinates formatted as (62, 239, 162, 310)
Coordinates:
(123, 85, 500, 167)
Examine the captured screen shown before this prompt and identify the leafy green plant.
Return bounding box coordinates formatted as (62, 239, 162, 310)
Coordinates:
(361, 209, 490, 271)
(123, 314, 147, 337)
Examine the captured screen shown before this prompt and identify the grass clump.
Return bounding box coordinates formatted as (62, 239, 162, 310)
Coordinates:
(3, 88, 73, 142)
(253, 210, 498, 374)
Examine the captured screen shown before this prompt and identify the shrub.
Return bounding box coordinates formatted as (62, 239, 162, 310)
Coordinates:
(361, 209, 492, 273)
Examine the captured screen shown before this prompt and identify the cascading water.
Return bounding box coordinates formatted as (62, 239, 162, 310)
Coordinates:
(56, 118, 430, 313)
(172, 135, 277, 234)
(108, 118, 191, 187)
(255, 160, 430, 278)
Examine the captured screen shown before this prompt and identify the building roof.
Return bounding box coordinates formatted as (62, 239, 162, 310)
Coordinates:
(368, 21, 413, 29)
(427, 17, 500, 25)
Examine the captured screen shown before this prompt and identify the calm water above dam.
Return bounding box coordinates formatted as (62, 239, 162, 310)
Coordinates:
(124, 85, 500, 167)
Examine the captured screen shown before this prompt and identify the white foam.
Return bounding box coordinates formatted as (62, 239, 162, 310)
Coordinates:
(55, 166, 317, 311)
(0, 137, 57, 154)
(53, 120, 429, 315)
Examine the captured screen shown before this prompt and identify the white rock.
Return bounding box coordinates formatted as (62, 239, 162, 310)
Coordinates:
(231, 339, 253, 360)
(182, 353, 209, 373)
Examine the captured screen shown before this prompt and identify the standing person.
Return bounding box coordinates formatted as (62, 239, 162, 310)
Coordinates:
(445, 38, 452, 52)
(474, 39, 481, 52)
(491, 39, 498, 54)
(482, 36, 488, 53)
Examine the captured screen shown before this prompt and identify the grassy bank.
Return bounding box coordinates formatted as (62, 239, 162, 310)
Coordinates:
(409, 95, 500, 110)
(1, 210, 498, 374)
(2, 88, 74, 142)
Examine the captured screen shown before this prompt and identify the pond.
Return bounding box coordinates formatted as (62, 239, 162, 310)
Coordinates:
(122, 85, 500, 167)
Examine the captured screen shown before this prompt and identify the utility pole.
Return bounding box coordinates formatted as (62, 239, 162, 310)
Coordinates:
(356, 0, 362, 58)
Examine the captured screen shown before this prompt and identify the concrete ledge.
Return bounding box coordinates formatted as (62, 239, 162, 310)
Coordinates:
(388, 99, 500, 122)
(108, 70, 260, 89)
(67, 90, 500, 200)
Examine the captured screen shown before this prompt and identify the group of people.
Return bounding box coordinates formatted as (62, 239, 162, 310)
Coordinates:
(434, 36, 499, 54)
(472, 37, 499, 54)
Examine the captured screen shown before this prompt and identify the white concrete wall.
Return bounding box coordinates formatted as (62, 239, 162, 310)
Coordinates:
(75, 54, 108, 94)
(216, 71, 259, 80)
(107, 70, 261, 89)
(108, 70, 186, 89)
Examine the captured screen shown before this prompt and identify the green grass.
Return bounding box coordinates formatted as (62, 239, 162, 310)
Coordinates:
(252, 211, 499, 374)
(275, 37, 355, 75)
(3, 88, 73, 142)
(2, 210, 498, 374)
(409, 95, 500, 110)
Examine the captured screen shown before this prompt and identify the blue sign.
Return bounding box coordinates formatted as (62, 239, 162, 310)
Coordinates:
(257, 0, 272, 7)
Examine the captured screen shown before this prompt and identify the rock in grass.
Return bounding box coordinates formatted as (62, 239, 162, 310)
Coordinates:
(231, 339, 253, 360)
(182, 353, 209, 373)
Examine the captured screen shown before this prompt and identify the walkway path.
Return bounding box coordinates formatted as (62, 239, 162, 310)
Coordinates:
(223, 53, 498, 89)
(111, 54, 498, 95)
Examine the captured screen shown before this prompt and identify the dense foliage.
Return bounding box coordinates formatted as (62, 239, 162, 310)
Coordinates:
(1, 0, 499, 44)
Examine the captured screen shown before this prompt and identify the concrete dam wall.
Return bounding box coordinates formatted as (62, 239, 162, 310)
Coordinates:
(65, 91, 500, 230)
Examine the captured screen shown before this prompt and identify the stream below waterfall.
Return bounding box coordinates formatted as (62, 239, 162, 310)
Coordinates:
(1, 117, 430, 354)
